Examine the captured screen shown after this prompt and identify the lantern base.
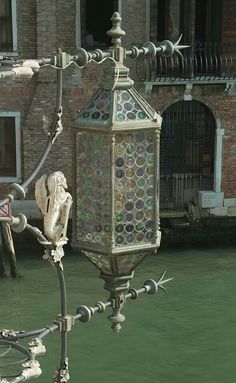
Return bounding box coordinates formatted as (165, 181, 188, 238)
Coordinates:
(100, 271, 134, 333)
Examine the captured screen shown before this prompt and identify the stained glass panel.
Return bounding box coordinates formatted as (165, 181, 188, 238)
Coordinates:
(114, 131, 156, 247)
(117, 253, 147, 275)
(115, 90, 148, 121)
(78, 90, 111, 121)
(76, 131, 111, 245)
(85, 251, 111, 275)
(85, 251, 148, 276)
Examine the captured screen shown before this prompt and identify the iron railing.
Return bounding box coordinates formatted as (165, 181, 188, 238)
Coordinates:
(144, 42, 236, 82)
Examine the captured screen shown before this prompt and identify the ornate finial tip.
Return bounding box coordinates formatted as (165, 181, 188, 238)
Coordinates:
(111, 12, 121, 21)
(112, 323, 122, 333)
(107, 12, 125, 38)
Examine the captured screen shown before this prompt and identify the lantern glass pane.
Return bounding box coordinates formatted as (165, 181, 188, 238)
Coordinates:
(79, 90, 111, 121)
(114, 131, 156, 247)
(85, 251, 148, 276)
(85, 251, 112, 275)
(116, 90, 148, 121)
(117, 253, 147, 275)
(76, 132, 111, 246)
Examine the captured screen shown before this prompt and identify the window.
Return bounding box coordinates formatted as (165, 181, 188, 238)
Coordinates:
(150, 0, 222, 44)
(0, 113, 21, 182)
(77, 0, 119, 49)
(149, 0, 223, 78)
(150, 0, 183, 43)
(195, 0, 222, 44)
(0, 0, 17, 54)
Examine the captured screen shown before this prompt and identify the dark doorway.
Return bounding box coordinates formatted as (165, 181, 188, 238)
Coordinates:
(160, 101, 215, 210)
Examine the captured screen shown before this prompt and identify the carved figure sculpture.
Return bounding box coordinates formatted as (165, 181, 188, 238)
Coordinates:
(35, 172, 72, 245)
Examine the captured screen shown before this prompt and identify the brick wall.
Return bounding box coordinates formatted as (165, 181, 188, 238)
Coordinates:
(1, 0, 236, 213)
(223, 0, 236, 41)
(56, 0, 76, 53)
(17, 0, 37, 58)
(36, 0, 57, 56)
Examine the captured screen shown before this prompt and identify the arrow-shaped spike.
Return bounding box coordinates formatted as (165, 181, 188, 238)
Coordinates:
(139, 273, 173, 296)
(157, 270, 166, 282)
(159, 284, 168, 294)
(158, 278, 174, 293)
(173, 34, 189, 58)
(156, 271, 174, 286)
(158, 277, 174, 285)
(157, 276, 174, 294)
(174, 34, 183, 47)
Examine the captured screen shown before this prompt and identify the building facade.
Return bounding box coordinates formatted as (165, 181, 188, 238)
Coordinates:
(0, 0, 236, 221)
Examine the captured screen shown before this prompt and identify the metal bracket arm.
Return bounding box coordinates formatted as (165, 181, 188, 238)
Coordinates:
(74, 272, 173, 324)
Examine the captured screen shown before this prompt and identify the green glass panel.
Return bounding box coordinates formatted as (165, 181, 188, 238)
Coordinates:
(114, 131, 156, 247)
(78, 90, 111, 121)
(76, 132, 111, 246)
(115, 213, 124, 222)
(115, 90, 148, 121)
(117, 253, 148, 275)
(116, 235, 124, 245)
(85, 252, 147, 276)
(85, 252, 111, 275)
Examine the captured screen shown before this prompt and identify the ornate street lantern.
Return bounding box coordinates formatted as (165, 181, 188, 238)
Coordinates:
(0, 11, 186, 382)
(74, 13, 162, 332)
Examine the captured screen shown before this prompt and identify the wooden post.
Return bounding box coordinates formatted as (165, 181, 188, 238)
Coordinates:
(1, 223, 18, 278)
(0, 225, 6, 277)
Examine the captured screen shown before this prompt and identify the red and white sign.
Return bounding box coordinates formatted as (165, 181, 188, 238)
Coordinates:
(0, 203, 11, 220)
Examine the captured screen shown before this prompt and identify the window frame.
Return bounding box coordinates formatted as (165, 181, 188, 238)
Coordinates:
(0, 0, 18, 56)
(0, 111, 21, 183)
(75, 0, 122, 49)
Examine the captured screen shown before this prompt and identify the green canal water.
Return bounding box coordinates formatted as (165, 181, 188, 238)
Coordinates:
(0, 246, 236, 383)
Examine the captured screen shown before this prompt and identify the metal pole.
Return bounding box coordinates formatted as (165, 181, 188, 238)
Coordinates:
(22, 68, 63, 190)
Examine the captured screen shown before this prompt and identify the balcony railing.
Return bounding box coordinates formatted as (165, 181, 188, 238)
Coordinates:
(144, 42, 236, 83)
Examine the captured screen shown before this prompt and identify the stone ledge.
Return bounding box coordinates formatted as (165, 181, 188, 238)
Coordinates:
(227, 207, 236, 217)
(209, 207, 228, 216)
(199, 191, 224, 208)
(224, 198, 236, 207)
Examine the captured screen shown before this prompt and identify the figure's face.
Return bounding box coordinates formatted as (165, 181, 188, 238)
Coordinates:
(62, 178, 68, 189)
(58, 173, 67, 189)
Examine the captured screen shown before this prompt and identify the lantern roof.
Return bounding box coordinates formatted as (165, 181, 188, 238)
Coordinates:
(76, 84, 161, 130)
(76, 11, 162, 130)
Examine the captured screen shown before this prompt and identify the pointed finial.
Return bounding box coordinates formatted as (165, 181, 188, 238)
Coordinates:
(172, 35, 189, 58)
(160, 35, 189, 58)
(106, 12, 125, 47)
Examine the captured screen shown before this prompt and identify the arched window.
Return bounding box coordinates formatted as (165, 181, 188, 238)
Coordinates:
(160, 100, 215, 210)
